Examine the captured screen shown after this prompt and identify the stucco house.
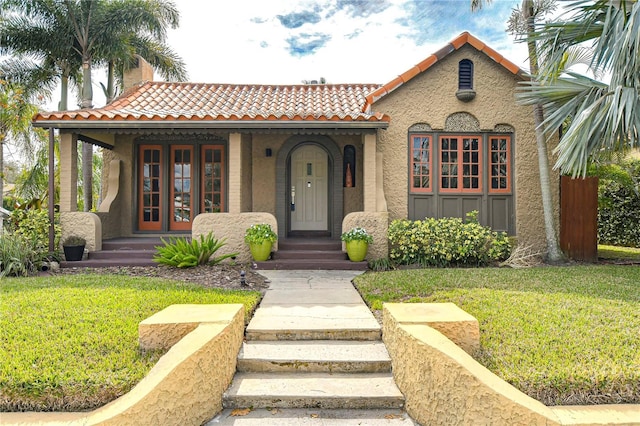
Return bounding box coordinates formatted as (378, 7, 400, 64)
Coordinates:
(33, 32, 557, 265)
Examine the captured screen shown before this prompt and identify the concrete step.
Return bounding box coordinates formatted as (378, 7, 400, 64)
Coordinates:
(207, 408, 417, 425)
(102, 237, 166, 251)
(223, 372, 404, 410)
(237, 341, 392, 373)
(255, 259, 367, 271)
(278, 239, 342, 251)
(246, 305, 381, 341)
(89, 249, 155, 260)
(273, 250, 347, 260)
(60, 258, 158, 268)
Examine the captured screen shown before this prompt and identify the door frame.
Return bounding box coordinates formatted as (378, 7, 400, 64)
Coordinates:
(289, 144, 330, 232)
(134, 138, 228, 233)
(276, 136, 344, 239)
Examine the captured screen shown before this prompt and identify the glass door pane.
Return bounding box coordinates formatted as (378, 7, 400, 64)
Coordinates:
(138, 145, 163, 231)
(201, 145, 225, 213)
(170, 145, 194, 231)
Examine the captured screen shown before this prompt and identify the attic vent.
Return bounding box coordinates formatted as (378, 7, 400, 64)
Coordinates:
(456, 59, 476, 102)
(458, 59, 473, 89)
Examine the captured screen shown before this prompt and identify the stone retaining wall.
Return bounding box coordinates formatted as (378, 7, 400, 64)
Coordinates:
(192, 212, 278, 263)
(2, 304, 245, 426)
(383, 303, 640, 426)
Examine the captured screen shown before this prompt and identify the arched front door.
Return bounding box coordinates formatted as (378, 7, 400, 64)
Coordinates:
(290, 144, 328, 231)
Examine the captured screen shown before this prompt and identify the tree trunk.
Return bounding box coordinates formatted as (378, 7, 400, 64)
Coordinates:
(0, 139, 4, 209)
(81, 59, 93, 211)
(525, 0, 564, 262)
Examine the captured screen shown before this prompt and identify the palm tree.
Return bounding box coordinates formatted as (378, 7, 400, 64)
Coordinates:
(1, 0, 186, 211)
(517, 0, 640, 177)
(0, 80, 39, 209)
(473, 0, 564, 261)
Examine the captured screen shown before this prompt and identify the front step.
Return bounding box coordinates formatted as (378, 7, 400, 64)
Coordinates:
(237, 341, 391, 373)
(255, 237, 369, 271)
(208, 408, 416, 425)
(245, 305, 382, 341)
(222, 372, 404, 410)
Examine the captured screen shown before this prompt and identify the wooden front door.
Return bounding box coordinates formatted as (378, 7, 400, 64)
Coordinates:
(290, 144, 328, 231)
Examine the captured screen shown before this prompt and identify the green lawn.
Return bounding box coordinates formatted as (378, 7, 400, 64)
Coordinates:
(599, 244, 640, 261)
(0, 274, 261, 412)
(354, 265, 640, 406)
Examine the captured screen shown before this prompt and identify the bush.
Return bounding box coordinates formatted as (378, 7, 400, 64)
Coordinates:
(1, 209, 58, 277)
(153, 233, 237, 268)
(0, 231, 49, 277)
(388, 211, 512, 267)
(596, 160, 640, 248)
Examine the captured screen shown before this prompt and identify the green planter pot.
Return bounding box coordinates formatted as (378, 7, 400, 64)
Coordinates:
(346, 240, 368, 262)
(249, 241, 273, 261)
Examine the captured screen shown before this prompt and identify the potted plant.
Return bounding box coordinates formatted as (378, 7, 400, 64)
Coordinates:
(62, 235, 86, 261)
(341, 227, 373, 262)
(244, 224, 277, 261)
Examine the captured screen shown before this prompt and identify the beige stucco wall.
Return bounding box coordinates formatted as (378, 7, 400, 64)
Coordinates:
(60, 212, 102, 252)
(372, 45, 559, 252)
(2, 304, 245, 426)
(383, 303, 640, 426)
(100, 135, 135, 237)
(192, 212, 278, 263)
(342, 211, 389, 260)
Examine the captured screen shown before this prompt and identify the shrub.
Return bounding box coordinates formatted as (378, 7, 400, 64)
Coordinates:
(63, 235, 86, 246)
(388, 211, 512, 267)
(153, 233, 237, 268)
(7, 208, 59, 249)
(0, 231, 49, 277)
(596, 160, 640, 248)
(244, 224, 277, 245)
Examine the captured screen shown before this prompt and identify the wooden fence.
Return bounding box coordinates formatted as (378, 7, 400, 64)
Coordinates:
(560, 176, 598, 262)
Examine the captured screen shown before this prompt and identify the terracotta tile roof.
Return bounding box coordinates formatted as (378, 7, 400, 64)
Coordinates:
(363, 32, 527, 108)
(34, 83, 388, 124)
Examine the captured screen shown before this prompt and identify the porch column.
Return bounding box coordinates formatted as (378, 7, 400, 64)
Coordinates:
(363, 133, 377, 212)
(59, 132, 78, 212)
(228, 133, 242, 213)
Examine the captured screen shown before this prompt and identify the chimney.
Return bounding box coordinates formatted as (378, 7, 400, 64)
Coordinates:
(123, 55, 154, 91)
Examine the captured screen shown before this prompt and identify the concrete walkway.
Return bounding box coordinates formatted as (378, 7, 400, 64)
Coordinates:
(207, 270, 417, 425)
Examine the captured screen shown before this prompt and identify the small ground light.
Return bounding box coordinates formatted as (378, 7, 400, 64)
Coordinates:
(240, 270, 246, 286)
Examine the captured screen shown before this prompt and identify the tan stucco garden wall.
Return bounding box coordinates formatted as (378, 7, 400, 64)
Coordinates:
(192, 212, 277, 263)
(2, 304, 245, 426)
(100, 135, 135, 237)
(60, 211, 102, 252)
(342, 211, 388, 260)
(372, 45, 559, 252)
(383, 303, 640, 426)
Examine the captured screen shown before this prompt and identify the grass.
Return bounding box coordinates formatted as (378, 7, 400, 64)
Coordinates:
(0, 274, 261, 412)
(354, 265, 640, 406)
(598, 244, 640, 261)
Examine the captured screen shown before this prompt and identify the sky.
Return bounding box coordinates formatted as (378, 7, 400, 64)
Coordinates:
(165, 0, 529, 86)
(42, 0, 532, 110)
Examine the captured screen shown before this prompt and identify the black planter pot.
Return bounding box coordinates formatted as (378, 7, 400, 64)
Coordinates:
(63, 245, 85, 261)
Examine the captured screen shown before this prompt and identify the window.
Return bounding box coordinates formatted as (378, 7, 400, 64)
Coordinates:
(440, 136, 481, 193)
(410, 134, 432, 192)
(409, 133, 511, 194)
(489, 136, 511, 193)
(459, 59, 474, 90)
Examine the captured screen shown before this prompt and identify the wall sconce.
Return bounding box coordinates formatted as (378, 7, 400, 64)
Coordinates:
(265, 148, 272, 157)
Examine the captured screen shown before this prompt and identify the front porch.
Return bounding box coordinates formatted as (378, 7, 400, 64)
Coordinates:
(61, 235, 369, 270)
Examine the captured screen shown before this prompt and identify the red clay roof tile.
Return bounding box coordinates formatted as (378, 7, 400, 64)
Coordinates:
(34, 82, 388, 124)
(33, 32, 524, 127)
